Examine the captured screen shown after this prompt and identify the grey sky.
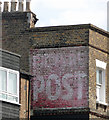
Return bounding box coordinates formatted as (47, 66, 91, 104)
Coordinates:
(31, 0, 108, 31)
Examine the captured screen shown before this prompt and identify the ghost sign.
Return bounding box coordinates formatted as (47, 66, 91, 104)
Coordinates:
(30, 46, 88, 109)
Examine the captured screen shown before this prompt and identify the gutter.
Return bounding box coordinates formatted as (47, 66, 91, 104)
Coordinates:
(28, 75, 31, 120)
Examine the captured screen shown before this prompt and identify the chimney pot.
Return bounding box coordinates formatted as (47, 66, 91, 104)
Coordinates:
(18, 0, 24, 12)
(3, 1, 9, 12)
(11, 0, 17, 12)
(0, 2, 2, 12)
(26, 0, 31, 11)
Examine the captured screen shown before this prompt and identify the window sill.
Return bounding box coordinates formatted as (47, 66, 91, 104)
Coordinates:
(96, 83, 102, 86)
(96, 101, 108, 106)
(0, 99, 21, 106)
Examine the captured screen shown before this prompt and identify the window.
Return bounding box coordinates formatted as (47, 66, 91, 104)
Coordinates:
(0, 67, 19, 104)
(96, 59, 107, 104)
(96, 69, 102, 85)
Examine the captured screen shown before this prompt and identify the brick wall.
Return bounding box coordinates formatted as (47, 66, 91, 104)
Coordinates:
(2, 11, 109, 119)
(30, 46, 89, 111)
(2, 12, 37, 72)
(2, 14, 89, 73)
(29, 24, 89, 48)
(89, 29, 109, 119)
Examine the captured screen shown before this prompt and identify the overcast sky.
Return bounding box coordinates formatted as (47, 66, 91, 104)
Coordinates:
(30, 0, 109, 31)
(2, 0, 109, 31)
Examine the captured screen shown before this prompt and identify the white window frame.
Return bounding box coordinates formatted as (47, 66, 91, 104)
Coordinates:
(96, 59, 107, 104)
(0, 66, 19, 104)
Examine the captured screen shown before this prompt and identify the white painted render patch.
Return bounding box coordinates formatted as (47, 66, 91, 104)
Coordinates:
(96, 59, 107, 69)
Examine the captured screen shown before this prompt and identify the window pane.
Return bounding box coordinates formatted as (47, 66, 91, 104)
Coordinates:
(2, 93, 7, 99)
(99, 70, 102, 84)
(96, 69, 102, 84)
(0, 70, 7, 91)
(8, 72, 17, 94)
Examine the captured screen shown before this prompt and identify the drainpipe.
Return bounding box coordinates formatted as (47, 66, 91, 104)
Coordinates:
(28, 76, 31, 120)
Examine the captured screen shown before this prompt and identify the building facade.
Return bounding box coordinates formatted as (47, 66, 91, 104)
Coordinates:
(1, 0, 109, 119)
(0, 49, 20, 119)
(0, 49, 31, 119)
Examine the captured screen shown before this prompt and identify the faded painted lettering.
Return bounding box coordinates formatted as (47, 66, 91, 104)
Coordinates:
(30, 47, 88, 109)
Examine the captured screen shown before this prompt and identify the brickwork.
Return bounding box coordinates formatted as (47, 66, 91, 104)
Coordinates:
(89, 29, 109, 119)
(30, 46, 89, 110)
(2, 14, 89, 73)
(1, 10, 109, 119)
(29, 25, 89, 48)
(89, 29, 108, 52)
(2, 12, 37, 72)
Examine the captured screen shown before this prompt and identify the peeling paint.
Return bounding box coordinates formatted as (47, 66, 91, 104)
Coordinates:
(30, 46, 88, 109)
